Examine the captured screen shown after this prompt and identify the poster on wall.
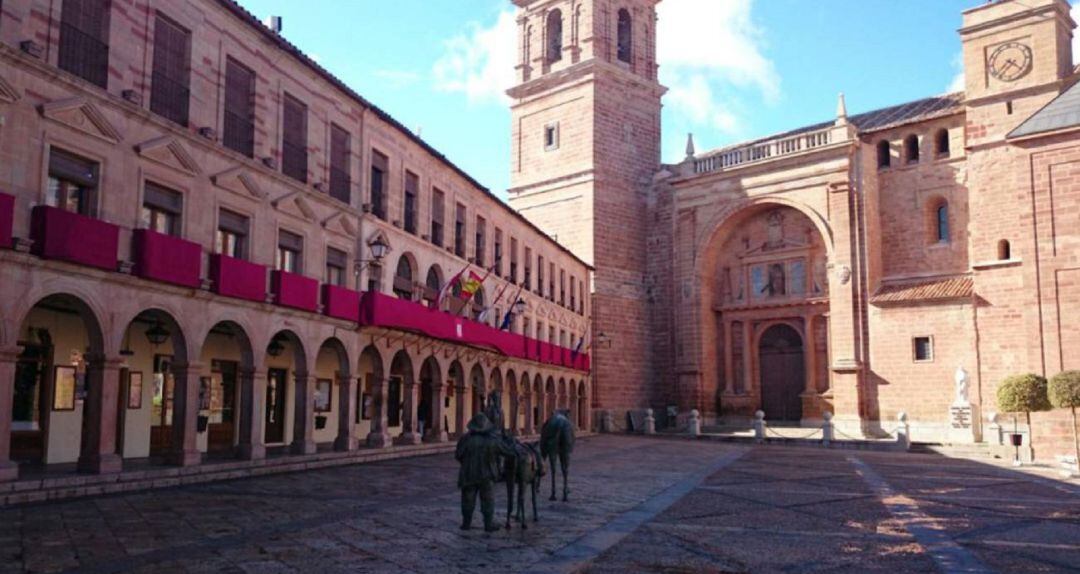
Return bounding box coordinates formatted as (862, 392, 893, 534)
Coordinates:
(53, 365, 76, 411)
(361, 393, 372, 420)
(315, 379, 332, 412)
(128, 372, 143, 409)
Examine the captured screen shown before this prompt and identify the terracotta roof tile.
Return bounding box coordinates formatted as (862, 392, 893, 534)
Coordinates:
(870, 276, 973, 305)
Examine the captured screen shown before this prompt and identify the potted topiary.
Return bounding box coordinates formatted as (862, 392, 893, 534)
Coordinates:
(1049, 370, 1080, 473)
(996, 373, 1052, 466)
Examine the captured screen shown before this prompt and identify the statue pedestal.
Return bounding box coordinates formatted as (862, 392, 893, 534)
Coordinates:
(947, 401, 979, 444)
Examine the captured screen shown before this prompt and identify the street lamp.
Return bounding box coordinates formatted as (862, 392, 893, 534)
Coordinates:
(267, 335, 285, 358)
(513, 298, 527, 315)
(356, 235, 390, 274)
(144, 321, 171, 346)
(595, 331, 612, 349)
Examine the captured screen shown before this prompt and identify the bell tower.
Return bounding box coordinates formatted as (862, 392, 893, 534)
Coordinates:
(506, 0, 665, 412)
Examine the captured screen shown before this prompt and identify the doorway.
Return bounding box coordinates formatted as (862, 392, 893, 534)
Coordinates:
(265, 368, 287, 444)
(759, 324, 805, 422)
(11, 336, 52, 463)
(150, 354, 175, 455)
(208, 360, 238, 453)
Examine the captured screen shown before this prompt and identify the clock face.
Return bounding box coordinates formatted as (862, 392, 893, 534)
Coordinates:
(988, 42, 1033, 82)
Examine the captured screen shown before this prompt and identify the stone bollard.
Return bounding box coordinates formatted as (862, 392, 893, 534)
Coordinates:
(643, 409, 656, 435)
(896, 412, 911, 450)
(688, 409, 701, 437)
(601, 410, 614, 433)
(822, 412, 834, 447)
(753, 410, 766, 443)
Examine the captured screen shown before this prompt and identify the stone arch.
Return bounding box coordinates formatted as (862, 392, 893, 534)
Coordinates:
(545, 376, 556, 419)
(533, 373, 544, 429)
(316, 337, 351, 376)
(698, 197, 834, 269)
(424, 264, 444, 305)
(903, 133, 920, 163)
(617, 8, 633, 63)
(419, 355, 443, 439)
(469, 362, 486, 419)
(114, 300, 195, 361)
(546, 8, 563, 63)
(388, 350, 414, 429)
(558, 377, 568, 410)
(15, 287, 109, 354)
(393, 252, 418, 300)
(577, 380, 588, 429)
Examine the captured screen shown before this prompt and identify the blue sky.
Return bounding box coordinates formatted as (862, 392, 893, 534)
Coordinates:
(233, 0, 1072, 198)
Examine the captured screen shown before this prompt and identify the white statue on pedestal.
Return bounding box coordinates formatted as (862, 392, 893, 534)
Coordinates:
(954, 366, 969, 405)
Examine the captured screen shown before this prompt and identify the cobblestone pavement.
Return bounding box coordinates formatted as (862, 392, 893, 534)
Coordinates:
(1, 437, 1077, 574)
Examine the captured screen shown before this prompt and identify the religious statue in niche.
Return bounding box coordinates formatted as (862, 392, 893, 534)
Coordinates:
(751, 262, 787, 299)
(766, 210, 785, 250)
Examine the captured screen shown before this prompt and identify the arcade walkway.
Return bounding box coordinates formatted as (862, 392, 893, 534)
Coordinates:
(0, 436, 1076, 573)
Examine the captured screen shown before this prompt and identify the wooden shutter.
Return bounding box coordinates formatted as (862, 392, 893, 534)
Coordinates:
(279, 230, 303, 252)
(224, 58, 255, 157)
(144, 182, 182, 214)
(329, 124, 351, 203)
(282, 94, 308, 182)
(326, 247, 347, 269)
(151, 15, 191, 126)
(58, 0, 110, 88)
(218, 209, 249, 236)
(49, 149, 98, 187)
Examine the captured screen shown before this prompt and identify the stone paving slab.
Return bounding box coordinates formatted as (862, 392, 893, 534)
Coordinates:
(2, 436, 1078, 573)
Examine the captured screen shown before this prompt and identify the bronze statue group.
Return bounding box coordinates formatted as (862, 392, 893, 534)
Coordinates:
(455, 390, 575, 532)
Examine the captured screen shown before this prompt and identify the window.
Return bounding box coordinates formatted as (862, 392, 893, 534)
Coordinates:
(549, 326, 556, 344)
(559, 269, 566, 306)
(904, 134, 919, 164)
(455, 203, 467, 258)
(47, 148, 98, 216)
(370, 151, 388, 220)
(393, 255, 414, 300)
(150, 15, 191, 126)
(494, 228, 503, 277)
(913, 337, 933, 362)
(935, 129, 950, 158)
(223, 58, 256, 157)
(537, 255, 545, 295)
(329, 124, 351, 204)
(998, 239, 1011, 261)
(544, 123, 559, 151)
(546, 9, 563, 63)
(431, 188, 445, 247)
(570, 276, 576, 311)
(475, 216, 486, 267)
(326, 247, 347, 287)
(510, 237, 519, 283)
(936, 203, 949, 243)
(141, 182, 182, 236)
(277, 230, 303, 274)
(524, 247, 533, 289)
(216, 209, 249, 259)
(549, 262, 555, 300)
(876, 140, 890, 169)
(404, 171, 418, 234)
(282, 94, 308, 183)
(523, 316, 531, 338)
(617, 9, 633, 64)
(58, 0, 110, 88)
(424, 267, 442, 305)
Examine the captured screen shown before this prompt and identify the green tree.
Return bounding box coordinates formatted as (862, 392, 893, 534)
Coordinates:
(996, 373, 1052, 462)
(1049, 371, 1080, 469)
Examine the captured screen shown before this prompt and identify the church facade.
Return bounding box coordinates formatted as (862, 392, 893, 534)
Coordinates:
(509, 0, 1080, 458)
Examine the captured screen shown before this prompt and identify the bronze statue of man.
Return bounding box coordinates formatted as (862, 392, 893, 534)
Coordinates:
(455, 413, 512, 532)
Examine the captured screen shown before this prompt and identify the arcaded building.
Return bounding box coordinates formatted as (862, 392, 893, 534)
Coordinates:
(0, 0, 592, 483)
(510, 0, 1080, 459)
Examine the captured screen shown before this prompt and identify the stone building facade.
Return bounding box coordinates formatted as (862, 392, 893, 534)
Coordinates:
(509, 0, 1080, 460)
(0, 0, 592, 482)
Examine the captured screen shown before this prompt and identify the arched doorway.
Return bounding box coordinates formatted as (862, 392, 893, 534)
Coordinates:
(120, 309, 188, 463)
(359, 345, 385, 446)
(448, 360, 466, 436)
(469, 363, 485, 419)
(759, 324, 804, 422)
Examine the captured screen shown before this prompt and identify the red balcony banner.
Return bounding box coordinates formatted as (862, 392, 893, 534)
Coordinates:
(209, 254, 267, 303)
(132, 229, 202, 288)
(0, 192, 13, 249)
(271, 270, 319, 312)
(323, 284, 361, 322)
(30, 205, 119, 271)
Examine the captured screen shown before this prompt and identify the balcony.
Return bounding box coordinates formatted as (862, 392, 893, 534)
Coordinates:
(30, 205, 119, 271)
(209, 254, 267, 303)
(0, 192, 12, 249)
(271, 270, 319, 312)
(323, 285, 361, 322)
(132, 229, 202, 288)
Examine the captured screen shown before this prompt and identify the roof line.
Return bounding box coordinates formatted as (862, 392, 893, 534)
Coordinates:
(213, 0, 592, 270)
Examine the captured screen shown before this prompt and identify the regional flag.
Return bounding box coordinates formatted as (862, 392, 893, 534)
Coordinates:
(460, 271, 484, 300)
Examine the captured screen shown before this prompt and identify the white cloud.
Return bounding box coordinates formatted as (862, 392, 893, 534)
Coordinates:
(432, 9, 517, 105)
(374, 69, 422, 89)
(947, 51, 965, 93)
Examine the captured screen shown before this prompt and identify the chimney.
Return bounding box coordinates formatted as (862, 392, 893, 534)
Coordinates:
(264, 16, 283, 34)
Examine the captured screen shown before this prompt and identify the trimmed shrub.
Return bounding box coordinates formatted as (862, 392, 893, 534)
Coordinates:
(997, 373, 1051, 414)
(1049, 371, 1080, 409)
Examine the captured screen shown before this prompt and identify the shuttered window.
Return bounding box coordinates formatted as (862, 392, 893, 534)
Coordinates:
(475, 216, 486, 267)
(329, 124, 351, 204)
(277, 230, 303, 274)
(281, 94, 308, 183)
(494, 228, 503, 277)
(141, 182, 183, 236)
(47, 148, 98, 216)
(326, 247, 347, 287)
(454, 203, 466, 258)
(150, 15, 191, 126)
(58, 0, 110, 88)
(370, 151, 388, 220)
(404, 171, 418, 234)
(216, 209, 249, 259)
(431, 188, 445, 247)
(223, 58, 255, 157)
(510, 237, 519, 283)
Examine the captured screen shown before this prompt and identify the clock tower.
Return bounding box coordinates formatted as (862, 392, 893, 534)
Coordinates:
(506, 0, 665, 413)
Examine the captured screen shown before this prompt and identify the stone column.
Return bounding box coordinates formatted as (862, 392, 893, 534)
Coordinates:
(509, 390, 519, 434)
(334, 373, 357, 451)
(742, 321, 754, 396)
(0, 347, 20, 481)
(237, 367, 267, 460)
(523, 392, 535, 435)
(803, 315, 817, 394)
(454, 382, 468, 437)
(169, 361, 205, 467)
(569, 388, 580, 427)
(367, 377, 391, 447)
(424, 382, 448, 443)
(826, 181, 865, 431)
(395, 380, 421, 445)
(723, 320, 734, 395)
(291, 371, 316, 455)
(77, 354, 124, 474)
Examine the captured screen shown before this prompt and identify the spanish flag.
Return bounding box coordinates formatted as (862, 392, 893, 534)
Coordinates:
(460, 271, 485, 300)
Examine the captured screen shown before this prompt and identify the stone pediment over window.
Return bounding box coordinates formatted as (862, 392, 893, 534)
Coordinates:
(321, 211, 357, 237)
(135, 135, 202, 176)
(0, 75, 20, 103)
(39, 97, 121, 143)
(211, 166, 267, 199)
(270, 189, 317, 223)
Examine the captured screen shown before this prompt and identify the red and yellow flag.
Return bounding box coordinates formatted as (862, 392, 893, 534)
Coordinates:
(460, 271, 485, 299)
